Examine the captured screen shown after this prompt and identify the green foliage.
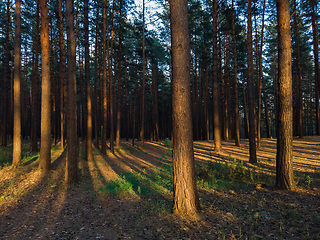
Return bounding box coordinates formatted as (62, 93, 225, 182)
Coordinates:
(0, 146, 12, 168)
(100, 176, 135, 196)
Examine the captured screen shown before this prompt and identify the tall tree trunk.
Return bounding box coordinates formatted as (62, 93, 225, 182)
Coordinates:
(12, 0, 22, 167)
(212, 0, 222, 152)
(94, 4, 100, 149)
(231, 0, 240, 146)
(170, 0, 200, 215)
(57, 0, 66, 149)
(101, 0, 108, 154)
(141, 0, 146, 148)
(224, 37, 231, 140)
(84, 0, 93, 161)
(274, 0, 295, 190)
(152, 64, 160, 141)
(247, 0, 257, 164)
(109, 0, 115, 153)
(39, 0, 51, 172)
(66, 0, 78, 185)
(256, 0, 266, 147)
(311, 0, 320, 135)
(293, 0, 303, 138)
(31, 1, 40, 151)
(116, 0, 123, 148)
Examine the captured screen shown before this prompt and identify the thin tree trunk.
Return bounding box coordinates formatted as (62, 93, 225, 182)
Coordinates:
(94, 4, 100, 149)
(109, 0, 115, 153)
(274, 0, 295, 190)
(84, 0, 93, 161)
(262, 77, 272, 138)
(231, 0, 240, 146)
(57, 0, 66, 149)
(212, 0, 222, 152)
(170, 0, 200, 215)
(39, 0, 51, 172)
(247, 0, 257, 164)
(141, 0, 146, 148)
(13, 0, 22, 167)
(101, 0, 108, 154)
(66, 0, 78, 185)
(2, 0, 10, 147)
(116, 0, 123, 148)
(311, 0, 320, 135)
(293, 0, 303, 138)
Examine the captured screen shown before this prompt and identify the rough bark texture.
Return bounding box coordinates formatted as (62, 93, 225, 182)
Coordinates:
(170, 0, 201, 216)
(247, 0, 257, 164)
(212, 0, 222, 152)
(85, 0, 93, 161)
(39, 0, 51, 172)
(275, 0, 296, 190)
(109, 1, 115, 154)
(66, 0, 78, 185)
(13, 0, 22, 167)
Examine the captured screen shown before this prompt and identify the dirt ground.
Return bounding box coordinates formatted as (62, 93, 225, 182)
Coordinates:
(0, 137, 319, 239)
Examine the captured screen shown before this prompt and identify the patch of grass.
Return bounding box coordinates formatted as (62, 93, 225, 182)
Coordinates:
(0, 145, 13, 168)
(100, 176, 135, 196)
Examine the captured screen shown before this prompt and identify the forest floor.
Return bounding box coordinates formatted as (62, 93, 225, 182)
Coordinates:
(0, 137, 319, 240)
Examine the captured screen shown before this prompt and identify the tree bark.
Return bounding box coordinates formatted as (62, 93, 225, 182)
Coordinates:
(247, 0, 257, 164)
(101, 0, 108, 154)
(84, 0, 93, 161)
(231, 0, 240, 146)
(65, 0, 78, 185)
(311, 0, 320, 135)
(12, 0, 22, 167)
(39, 0, 51, 172)
(170, 0, 200, 216)
(212, 0, 222, 152)
(274, 0, 296, 190)
(140, 0, 146, 148)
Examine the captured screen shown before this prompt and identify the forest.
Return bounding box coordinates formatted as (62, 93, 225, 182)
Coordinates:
(0, 0, 320, 239)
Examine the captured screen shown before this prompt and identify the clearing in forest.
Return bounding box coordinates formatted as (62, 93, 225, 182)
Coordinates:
(0, 137, 319, 239)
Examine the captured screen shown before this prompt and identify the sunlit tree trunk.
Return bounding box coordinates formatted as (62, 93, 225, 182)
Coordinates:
(247, 0, 257, 164)
(170, 0, 200, 216)
(12, 0, 22, 167)
(94, 4, 100, 149)
(65, 0, 78, 185)
(38, 0, 51, 172)
(212, 0, 222, 152)
(274, 0, 296, 190)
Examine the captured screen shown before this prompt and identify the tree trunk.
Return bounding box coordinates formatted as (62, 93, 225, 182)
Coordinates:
(262, 77, 272, 138)
(94, 4, 100, 149)
(57, 0, 66, 149)
(212, 0, 222, 152)
(116, 0, 123, 148)
(140, 0, 146, 148)
(274, 0, 296, 190)
(231, 0, 240, 146)
(65, 0, 78, 185)
(311, 0, 320, 136)
(12, 0, 22, 167)
(170, 0, 200, 216)
(38, 0, 51, 172)
(84, 0, 93, 161)
(101, 0, 108, 154)
(247, 0, 257, 164)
